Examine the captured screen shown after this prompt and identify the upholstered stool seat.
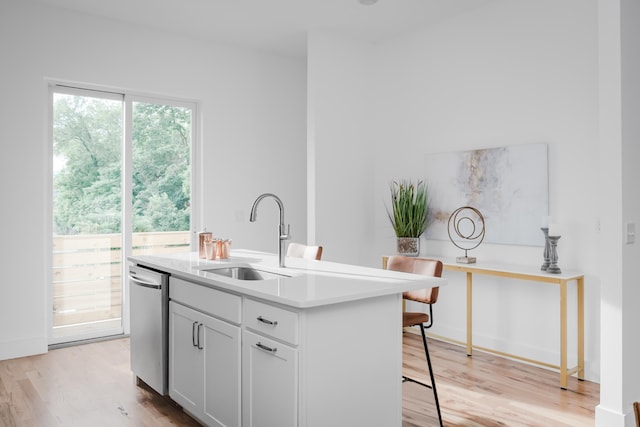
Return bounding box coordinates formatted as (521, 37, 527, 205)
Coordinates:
(402, 311, 429, 328)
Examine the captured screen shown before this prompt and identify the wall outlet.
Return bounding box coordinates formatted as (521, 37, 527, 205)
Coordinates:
(625, 222, 635, 244)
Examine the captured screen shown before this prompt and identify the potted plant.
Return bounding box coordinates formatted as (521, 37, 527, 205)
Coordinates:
(386, 179, 429, 256)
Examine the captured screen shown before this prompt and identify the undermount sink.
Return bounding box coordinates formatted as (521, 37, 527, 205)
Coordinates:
(202, 266, 289, 281)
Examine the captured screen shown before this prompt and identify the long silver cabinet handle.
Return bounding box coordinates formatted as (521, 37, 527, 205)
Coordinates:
(192, 321, 198, 347)
(128, 275, 161, 289)
(256, 342, 277, 354)
(257, 316, 278, 326)
(197, 323, 203, 350)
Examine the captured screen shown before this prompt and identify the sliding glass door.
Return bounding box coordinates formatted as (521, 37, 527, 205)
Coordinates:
(50, 85, 195, 344)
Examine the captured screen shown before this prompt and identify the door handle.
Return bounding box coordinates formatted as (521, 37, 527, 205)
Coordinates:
(197, 323, 203, 350)
(192, 321, 198, 347)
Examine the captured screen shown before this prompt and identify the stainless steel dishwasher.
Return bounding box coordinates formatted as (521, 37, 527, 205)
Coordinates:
(128, 264, 169, 395)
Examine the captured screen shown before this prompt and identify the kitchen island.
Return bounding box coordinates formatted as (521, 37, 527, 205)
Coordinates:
(129, 250, 445, 427)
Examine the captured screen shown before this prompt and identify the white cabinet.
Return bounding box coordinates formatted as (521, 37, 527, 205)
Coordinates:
(169, 301, 204, 415)
(168, 276, 403, 427)
(169, 280, 241, 427)
(243, 298, 299, 345)
(201, 311, 241, 426)
(242, 298, 299, 427)
(242, 330, 298, 427)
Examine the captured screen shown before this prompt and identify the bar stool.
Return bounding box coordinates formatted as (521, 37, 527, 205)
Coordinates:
(386, 255, 443, 427)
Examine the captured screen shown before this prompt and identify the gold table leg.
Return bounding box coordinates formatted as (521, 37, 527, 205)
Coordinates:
(577, 277, 585, 380)
(560, 280, 568, 389)
(466, 272, 473, 356)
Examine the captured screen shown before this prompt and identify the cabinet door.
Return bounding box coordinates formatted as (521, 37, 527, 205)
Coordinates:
(242, 330, 298, 427)
(169, 301, 203, 414)
(202, 315, 241, 427)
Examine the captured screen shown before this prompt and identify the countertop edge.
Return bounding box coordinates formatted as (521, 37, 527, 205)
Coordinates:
(128, 251, 446, 309)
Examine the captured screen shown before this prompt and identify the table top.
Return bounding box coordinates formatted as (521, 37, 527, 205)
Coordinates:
(427, 256, 584, 282)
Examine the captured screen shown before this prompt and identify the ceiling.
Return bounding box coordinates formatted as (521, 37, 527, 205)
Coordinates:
(33, 0, 497, 57)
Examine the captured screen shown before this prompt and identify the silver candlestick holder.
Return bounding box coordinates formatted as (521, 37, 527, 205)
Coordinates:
(540, 227, 550, 271)
(547, 235, 562, 274)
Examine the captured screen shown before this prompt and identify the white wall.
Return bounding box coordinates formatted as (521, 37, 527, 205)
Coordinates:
(307, 30, 376, 265)
(596, 0, 640, 424)
(310, 0, 601, 382)
(0, 0, 306, 359)
(619, 0, 640, 422)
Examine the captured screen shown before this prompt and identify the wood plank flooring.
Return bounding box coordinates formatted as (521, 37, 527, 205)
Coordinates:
(402, 333, 598, 426)
(0, 334, 598, 426)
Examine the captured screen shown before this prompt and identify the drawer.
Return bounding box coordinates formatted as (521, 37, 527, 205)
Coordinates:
(244, 298, 299, 345)
(169, 276, 241, 324)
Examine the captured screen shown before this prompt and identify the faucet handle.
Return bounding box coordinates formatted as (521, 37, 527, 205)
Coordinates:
(280, 224, 290, 240)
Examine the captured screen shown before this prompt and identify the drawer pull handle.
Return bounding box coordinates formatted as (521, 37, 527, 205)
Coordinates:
(256, 342, 277, 353)
(257, 316, 278, 326)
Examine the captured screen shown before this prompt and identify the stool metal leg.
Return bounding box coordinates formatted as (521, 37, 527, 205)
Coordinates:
(420, 324, 443, 427)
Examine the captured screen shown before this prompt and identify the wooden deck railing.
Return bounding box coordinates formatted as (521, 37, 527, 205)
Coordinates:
(52, 231, 190, 327)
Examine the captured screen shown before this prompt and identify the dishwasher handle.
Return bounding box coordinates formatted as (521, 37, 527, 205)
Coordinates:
(128, 274, 162, 290)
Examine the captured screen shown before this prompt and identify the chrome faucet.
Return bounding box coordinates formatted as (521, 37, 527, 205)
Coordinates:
(249, 193, 290, 268)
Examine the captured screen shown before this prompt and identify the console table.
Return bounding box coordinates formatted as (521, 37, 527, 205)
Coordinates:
(384, 256, 584, 389)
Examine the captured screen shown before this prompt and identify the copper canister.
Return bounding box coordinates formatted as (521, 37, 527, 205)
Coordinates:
(220, 239, 232, 259)
(198, 230, 213, 258)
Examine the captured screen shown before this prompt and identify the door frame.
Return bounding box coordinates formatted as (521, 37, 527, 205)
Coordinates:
(46, 80, 200, 345)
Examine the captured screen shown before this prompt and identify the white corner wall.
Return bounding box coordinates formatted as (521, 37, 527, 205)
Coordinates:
(596, 0, 640, 424)
(307, 30, 377, 266)
(0, 0, 306, 360)
(309, 0, 601, 382)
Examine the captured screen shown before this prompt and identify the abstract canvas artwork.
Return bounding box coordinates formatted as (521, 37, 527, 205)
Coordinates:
(424, 143, 548, 246)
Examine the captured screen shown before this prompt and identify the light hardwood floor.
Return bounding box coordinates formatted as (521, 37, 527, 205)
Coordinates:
(0, 334, 598, 426)
(402, 333, 598, 426)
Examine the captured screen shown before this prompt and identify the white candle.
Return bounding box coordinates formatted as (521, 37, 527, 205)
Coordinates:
(542, 216, 551, 228)
(548, 223, 561, 236)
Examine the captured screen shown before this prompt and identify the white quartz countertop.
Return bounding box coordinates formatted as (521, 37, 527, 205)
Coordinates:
(128, 249, 446, 308)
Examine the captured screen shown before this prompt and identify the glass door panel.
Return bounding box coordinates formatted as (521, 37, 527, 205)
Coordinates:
(51, 89, 124, 342)
(131, 101, 192, 255)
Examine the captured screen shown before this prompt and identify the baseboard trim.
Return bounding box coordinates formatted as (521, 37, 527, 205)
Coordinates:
(48, 333, 128, 350)
(0, 336, 47, 361)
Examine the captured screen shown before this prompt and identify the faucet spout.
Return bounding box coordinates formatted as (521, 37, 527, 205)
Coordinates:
(249, 193, 289, 267)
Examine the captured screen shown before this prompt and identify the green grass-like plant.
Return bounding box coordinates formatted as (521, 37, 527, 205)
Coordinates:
(387, 180, 429, 238)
